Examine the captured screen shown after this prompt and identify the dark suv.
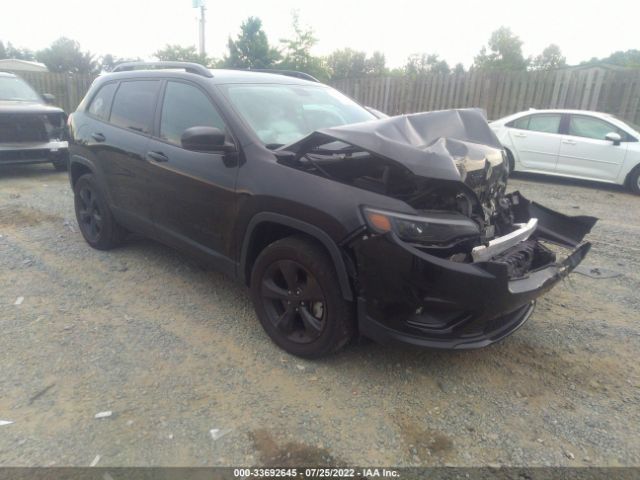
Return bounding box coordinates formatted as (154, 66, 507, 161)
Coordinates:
(0, 72, 68, 170)
(68, 62, 596, 358)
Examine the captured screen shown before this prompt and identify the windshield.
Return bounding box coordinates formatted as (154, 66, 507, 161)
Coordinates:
(221, 84, 376, 147)
(611, 114, 640, 135)
(0, 76, 42, 102)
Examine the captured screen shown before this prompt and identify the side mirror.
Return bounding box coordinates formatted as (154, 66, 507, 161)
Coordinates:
(605, 132, 622, 146)
(42, 93, 56, 104)
(180, 126, 235, 153)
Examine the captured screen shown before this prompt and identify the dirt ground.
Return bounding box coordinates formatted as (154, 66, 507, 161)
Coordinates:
(0, 164, 638, 468)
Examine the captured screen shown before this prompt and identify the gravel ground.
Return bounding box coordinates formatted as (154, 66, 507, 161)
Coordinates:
(0, 164, 638, 468)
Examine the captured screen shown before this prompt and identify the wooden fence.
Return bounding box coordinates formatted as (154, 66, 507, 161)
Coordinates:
(330, 68, 640, 124)
(4, 67, 640, 126)
(3, 71, 96, 114)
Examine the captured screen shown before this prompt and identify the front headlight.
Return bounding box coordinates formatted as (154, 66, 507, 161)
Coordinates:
(362, 207, 480, 244)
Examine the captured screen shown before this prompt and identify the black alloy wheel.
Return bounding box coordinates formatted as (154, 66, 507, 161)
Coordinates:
(250, 235, 355, 358)
(73, 173, 126, 250)
(76, 185, 103, 243)
(261, 259, 327, 344)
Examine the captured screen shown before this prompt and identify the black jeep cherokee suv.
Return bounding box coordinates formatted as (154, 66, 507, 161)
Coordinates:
(68, 62, 596, 358)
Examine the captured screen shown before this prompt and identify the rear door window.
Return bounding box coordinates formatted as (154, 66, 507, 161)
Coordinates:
(109, 80, 160, 134)
(509, 114, 561, 134)
(87, 82, 117, 121)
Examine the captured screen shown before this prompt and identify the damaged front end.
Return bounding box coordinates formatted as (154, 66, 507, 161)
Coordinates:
(277, 108, 597, 349)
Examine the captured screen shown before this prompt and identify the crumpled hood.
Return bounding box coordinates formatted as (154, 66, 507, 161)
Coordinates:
(280, 108, 505, 183)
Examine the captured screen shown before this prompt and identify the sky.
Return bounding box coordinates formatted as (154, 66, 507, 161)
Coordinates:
(1, 0, 638, 68)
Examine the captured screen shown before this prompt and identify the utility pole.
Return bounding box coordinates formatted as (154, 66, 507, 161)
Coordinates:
(193, 0, 206, 56)
(199, 3, 206, 56)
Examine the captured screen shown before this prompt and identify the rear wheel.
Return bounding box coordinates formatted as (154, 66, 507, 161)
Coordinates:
(74, 174, 126, 249)
(250, 235, 355, 358)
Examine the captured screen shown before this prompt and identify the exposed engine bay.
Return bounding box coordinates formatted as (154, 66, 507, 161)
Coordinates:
(277, 109, 596, 278)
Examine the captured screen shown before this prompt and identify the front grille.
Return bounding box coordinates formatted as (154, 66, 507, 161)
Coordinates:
(0, 114, 49, 143)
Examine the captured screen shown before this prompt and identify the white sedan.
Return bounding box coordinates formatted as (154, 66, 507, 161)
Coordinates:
(490, 109, 640, 194)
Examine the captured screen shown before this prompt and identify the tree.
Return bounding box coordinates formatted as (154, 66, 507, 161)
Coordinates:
(326, 48, 367, 78)
(473, 27, 528, 70)
(99, 54, 142, 72)
(222, 17, 280, 69)
(0, 41, 6, 60)
(605, 49, 640, 68)
(530, 44, 566, 70)
(405, 53, 450, 75)
(365, 51, 387, 76)
(153, 44, 211, 66)
(279, 11, 328, 80)
(580, 49, 640, 68)
(453, 63, 466, 75)
(4, 41, 35, 61)
(36, 37, 96, 73)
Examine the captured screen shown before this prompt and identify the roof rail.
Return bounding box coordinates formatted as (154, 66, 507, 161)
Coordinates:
(249, 69, 319, 83)
(112, 61, 213, 78)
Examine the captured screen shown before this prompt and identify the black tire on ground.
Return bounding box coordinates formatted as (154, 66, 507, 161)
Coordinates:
(626, 165, 640, 195)
(505, 148, 515, 174)
(73, 173, 126, 250)
(249, 235, 355, 358)
(52, 157, 68, 172)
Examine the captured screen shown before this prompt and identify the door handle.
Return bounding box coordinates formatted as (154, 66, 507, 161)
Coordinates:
(513, 132, 527, 138)
(562, 139, 577, 145)
(146, 151, 169, 163)
(91, 132, 105, 142)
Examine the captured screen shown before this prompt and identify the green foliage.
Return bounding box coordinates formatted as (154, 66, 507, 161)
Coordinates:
(580, 49, 640, 68)
(153, 44, 212, 66)
(365, 51, 387, 76)
(278, 11, 329, 81)
(222, 17, 281, 69)
(36, 37, 96, 73)
(405, 53, 450, 75)
(99, 54, 142, 72)
(326, 49, 387, 79)
(473, 27, 529, 71)
(326, 49, 366, 78)
(530, 44, 566, 70)
(453, 63, 466, 75)
(0, 41, 35, 61)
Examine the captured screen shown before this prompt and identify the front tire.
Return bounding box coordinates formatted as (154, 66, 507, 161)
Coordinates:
(505, 148, 515, 175)
(250, 235, 355, 358)
(626, 166, 640, 195)
(52, 156, 68, 172)
(74, 174, 126, 250)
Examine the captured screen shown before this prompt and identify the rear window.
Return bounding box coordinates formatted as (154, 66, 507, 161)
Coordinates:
(87, 82, 117, 121)
(109, 80, 160, 134)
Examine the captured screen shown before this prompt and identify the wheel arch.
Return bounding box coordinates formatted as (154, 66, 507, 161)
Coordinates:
(69, 155, 95, 188)
(240, 213, 354, 301)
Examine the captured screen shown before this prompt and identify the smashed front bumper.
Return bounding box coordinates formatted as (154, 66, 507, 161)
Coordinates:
(353, 195, 596, 349)
(0, 140, 68, 166)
